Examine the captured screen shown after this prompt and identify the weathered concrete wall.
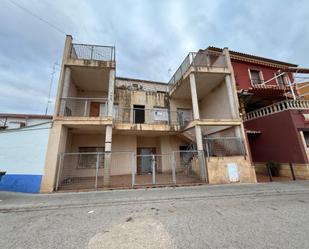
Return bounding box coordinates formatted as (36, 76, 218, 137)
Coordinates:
(207, 156, 256, 184)
(41, 123, 68, 192)
(199, 80, 233, 119)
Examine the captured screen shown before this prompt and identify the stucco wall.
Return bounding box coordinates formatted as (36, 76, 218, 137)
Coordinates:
(207, 156, 256, 184)
(199, 80, 233, 119)
(0, 119, 51, 193)
(245, 110, 309, 164)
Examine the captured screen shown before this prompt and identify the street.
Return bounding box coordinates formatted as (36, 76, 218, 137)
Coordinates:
(0, 182, 309, 249)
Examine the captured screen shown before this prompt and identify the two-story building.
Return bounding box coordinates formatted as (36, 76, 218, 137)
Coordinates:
(206, 47, 309, 180)
(40, 35, 256, 192)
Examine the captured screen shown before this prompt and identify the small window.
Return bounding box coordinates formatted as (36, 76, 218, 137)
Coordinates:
(249, 69, 263, 85)
(275, 73, 286, 85)
(19, 122, 26, 128)
(78, 147, 104, 169)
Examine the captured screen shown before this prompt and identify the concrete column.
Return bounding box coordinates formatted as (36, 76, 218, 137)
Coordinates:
(54, 35, 73, 117)
(103, 125, 113, 186)
(107, 69, 115, 116)
(40, 123, 68, 193)
(189, 73, 200, 120)
(195, 125, 207, 182)
(103, 69, 115, 186)
(59, 67, 71, 116)
(225, 74, 237, 119)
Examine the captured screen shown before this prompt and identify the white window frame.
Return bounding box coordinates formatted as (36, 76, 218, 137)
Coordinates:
(248, 68, 264, 86)
(274, 72, 287, 86)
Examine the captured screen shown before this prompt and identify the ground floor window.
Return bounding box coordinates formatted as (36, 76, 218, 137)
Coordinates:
(78, 147, 104, 169)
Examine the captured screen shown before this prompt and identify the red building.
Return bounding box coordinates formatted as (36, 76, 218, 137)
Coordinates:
(207, 47, 309, 180)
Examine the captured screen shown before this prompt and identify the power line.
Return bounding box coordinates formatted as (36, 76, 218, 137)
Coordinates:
(8, 0, 68, 36)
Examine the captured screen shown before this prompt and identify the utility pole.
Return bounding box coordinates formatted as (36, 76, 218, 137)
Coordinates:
(45, 62, 58, 115)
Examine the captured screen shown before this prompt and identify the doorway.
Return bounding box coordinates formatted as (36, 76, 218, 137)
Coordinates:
(90, 102, 100, 117)
(134, 105, 145, 123)
(137, 147, 156, 174)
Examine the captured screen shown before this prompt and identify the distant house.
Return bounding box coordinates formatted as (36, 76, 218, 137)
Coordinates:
(0, 114, 52, 193)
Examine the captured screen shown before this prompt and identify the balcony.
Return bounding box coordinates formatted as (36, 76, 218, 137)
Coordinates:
(114, 107, 193, 127)
(59, 97, 108, 117)
(244, 100, 309, 121)
(70, 43, 115, 62)
(168, 51, 228, 91)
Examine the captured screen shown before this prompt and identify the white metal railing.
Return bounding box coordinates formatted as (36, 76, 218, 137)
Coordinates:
(244, 100, 309, 121)
(168, 51, 228, 89)
(114, 107, 193, 126)
(59, 97, 108, 117)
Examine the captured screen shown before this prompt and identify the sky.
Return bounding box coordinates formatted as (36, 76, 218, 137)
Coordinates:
(0, 0, 308, 114)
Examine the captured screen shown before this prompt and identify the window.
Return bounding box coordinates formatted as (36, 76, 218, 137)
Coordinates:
(78, 147, 104, 169)
(153, 107, 169, 122)
(275, 73, 286, 85)
(249, 69, 263, 85)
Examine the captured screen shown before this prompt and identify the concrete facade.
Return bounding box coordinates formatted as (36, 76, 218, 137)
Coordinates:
(41, 36, 256, 192)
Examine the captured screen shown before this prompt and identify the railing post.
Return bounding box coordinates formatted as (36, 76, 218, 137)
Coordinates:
(152, 155, 156, 184)
(171, 152, 176, 184)
(131, 152, 135, 188)
(90, 46, 94, 60)
(95, 153, 99, 190)
(84, 100, 88, 117)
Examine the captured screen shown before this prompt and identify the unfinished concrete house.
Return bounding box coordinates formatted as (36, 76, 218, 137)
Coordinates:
(40, 35, 256, 192)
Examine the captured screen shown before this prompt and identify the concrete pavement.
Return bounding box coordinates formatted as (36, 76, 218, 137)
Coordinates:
(0, 181, 309, 248)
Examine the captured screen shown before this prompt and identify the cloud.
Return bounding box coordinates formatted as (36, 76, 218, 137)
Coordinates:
(0, 0, 308, 114)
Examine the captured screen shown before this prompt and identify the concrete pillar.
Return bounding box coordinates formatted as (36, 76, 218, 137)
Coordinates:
(189, 73, 200, 120)
(54, 35, 73, 117)
(103, 69, 115, 186)
(103, 125, 113, 186)
(225, 74, 238, 119)
(107, 69, 115, 116)
(40, 123, 68, 192)
(59, 67, 71, 115)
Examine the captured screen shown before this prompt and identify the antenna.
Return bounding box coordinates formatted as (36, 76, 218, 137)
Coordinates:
(45, 62, 58, 115)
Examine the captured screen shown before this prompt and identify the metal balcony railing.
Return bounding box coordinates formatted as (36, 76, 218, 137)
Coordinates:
(59, 97, 108, 117)
(203, 137, 245, 157)
(114, 107, 193, 126)
(70, 43, 115, 61)
(168, 51, 228, 88)
(244, 100, 309, 121)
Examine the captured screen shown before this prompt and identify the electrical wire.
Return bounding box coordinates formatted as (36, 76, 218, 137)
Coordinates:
(0, 120, 53, 133)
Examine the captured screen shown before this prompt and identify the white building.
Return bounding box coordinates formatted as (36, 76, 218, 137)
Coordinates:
(0, 114, 52, 193)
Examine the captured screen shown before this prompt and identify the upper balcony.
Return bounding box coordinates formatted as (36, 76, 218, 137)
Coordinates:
(65, 42, 116, 69)
(168, 50, 229, 98)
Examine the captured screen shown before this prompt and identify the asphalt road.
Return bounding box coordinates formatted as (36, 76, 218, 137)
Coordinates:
(0, 181, 309, 249)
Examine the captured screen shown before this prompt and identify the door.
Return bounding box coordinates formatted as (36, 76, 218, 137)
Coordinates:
(90, 102, 100, 117)
(137, 148, 156, 174)
(134, 105, 145, 123)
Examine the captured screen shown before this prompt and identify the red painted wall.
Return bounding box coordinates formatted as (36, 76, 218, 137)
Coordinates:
(245, 110, 309, 164)
(231, 60, 285, 90)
